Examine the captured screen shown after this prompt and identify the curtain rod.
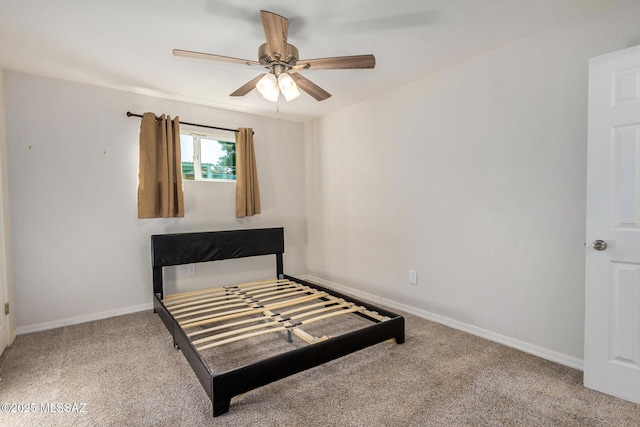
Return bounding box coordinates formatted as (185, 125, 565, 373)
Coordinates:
(126, 111, 248, 134)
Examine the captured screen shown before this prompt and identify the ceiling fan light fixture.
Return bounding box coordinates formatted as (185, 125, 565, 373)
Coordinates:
(277, 72, 300, 101)
(256, 73, 279, 102)
(175, 10, 376, 104)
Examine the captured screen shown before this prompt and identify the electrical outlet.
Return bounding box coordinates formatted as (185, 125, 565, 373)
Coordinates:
(409, 270, 418, 285)
(187, 264, 196, 276)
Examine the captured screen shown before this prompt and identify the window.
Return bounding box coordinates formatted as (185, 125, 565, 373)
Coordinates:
(180, 132, 236, 181)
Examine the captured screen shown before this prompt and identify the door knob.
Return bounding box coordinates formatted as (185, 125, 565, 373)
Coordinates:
(592, 240, 607, 251)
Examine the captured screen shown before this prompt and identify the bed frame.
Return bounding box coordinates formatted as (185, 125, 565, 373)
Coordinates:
(151, 227, 405, 416)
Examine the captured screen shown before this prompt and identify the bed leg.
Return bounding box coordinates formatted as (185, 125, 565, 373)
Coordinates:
(173, 341, 180, 350)
(213, 400, 231, 417)
(396, 324, 406, 345)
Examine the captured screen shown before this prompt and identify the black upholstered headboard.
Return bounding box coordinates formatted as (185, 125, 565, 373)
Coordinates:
(151, 227, 285, 297)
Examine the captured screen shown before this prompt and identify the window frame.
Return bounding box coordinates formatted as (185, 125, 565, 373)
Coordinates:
(180, 129, 236, 183)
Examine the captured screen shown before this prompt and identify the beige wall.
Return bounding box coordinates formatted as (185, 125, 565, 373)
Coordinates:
(305, 0, 640, 366)
(3, 71, 306, 332)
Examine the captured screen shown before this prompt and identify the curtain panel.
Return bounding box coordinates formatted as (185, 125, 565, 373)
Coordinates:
(235, 128, 261, 218)
(137, 112, 185, 219)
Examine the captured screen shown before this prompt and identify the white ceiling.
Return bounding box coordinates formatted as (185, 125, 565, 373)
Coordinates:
(0, 0, 619, 121)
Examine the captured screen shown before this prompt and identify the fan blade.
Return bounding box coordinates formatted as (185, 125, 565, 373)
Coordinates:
(296, 54, 376, 70)
(230, 74, 266, 97)
(260, 10, 288, 60)
(290, 74, 331, 101)
(173, 49, 260, 66)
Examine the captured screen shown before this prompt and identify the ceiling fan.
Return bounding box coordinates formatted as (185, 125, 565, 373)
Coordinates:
(173, 10, 376, 102)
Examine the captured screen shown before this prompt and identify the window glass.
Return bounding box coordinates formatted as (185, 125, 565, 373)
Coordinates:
(201, 138, 236, 180)
(180, 134, 195, 181)
(180, 132, 236, 181)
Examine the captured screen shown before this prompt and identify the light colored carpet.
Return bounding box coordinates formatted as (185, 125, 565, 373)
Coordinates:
(1, 310, 639, 426)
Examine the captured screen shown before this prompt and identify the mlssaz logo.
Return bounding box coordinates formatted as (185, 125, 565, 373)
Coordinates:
(40, 402, 87, 413)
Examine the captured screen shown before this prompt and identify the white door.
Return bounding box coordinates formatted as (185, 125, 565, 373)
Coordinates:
(585, 44, 640, 404)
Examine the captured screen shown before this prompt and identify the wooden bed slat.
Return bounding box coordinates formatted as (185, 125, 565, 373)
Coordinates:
(179, 306, 257, 327)
(173, 286, 316, 320)
(180, 292, 329, 328)
(170, 282, 301, 315)
(296, 306, 365, 327)
(291, 327, 328, 344)
(166, 278, 387, 350)
(196, 326, 288, 351)
(242, 283, 304, 300)
(165, 291, 240, 309)
(190, 302, 355, 346)
(278, 299, 344, 316)
(170, 297, 246, 315)
(173, 301, 249, 320)
(163, 278, 279, 300)
(185, 295, 349, 338)
(187, 315, 272, 338)
(192, 319, 283, 346)
(163, 278, 289, 305)
(288, 301, 354, 321)
(195, 306, 366, 351)
(250, 287, 314, 303)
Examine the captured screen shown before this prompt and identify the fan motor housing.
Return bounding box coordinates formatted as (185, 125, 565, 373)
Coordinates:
(259, 43, 298, 67)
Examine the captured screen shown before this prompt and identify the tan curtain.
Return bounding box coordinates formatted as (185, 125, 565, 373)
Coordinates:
(137, 112, 185, 219)
(235, 128, 261, 218)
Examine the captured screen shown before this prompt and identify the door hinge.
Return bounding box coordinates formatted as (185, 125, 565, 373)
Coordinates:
(4, 303, 8, 315)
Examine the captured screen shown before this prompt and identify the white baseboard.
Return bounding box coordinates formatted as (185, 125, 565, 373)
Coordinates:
(300, 275, 584, 371)
(14, 277, 585, 371)
(15, 302, 153, 335)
